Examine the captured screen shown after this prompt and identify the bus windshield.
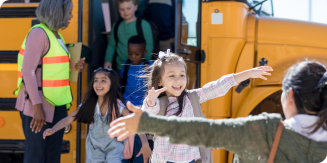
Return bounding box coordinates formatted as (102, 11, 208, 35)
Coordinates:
(247, 0, 274, 17)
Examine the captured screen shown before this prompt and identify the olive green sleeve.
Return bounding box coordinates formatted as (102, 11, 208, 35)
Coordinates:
(137, 112, 282, 162)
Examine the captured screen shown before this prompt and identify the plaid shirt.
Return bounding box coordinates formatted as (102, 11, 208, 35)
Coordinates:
(142, 74, 238, 163)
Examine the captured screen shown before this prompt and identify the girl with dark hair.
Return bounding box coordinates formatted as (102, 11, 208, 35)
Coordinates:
(43, 68, 151, 163)
(138, 49, 272, 163)
(109, 60, 327, 163)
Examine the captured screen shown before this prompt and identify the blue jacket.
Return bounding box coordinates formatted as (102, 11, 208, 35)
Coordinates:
(120, 60, 154, 106)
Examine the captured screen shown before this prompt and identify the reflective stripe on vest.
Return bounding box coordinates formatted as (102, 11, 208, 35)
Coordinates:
(14, 23, 72, 109)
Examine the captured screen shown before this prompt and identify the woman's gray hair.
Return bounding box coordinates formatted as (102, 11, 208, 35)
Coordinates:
(35, 0, 72, 31)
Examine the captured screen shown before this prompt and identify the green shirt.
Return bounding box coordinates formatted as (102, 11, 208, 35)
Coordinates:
(105, 19, 153, 71)
(137, 112, 327, 163)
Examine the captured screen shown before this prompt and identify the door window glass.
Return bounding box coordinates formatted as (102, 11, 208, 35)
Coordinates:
(181, 0, 199, 46)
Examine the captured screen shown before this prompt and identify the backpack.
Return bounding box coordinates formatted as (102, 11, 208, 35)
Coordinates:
(121, 59, 150, 95)
(158, 91, 213, 163)
(112, 18, 158, 70)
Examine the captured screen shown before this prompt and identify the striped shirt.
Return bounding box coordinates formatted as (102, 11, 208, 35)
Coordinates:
(142, 74, 238, 163)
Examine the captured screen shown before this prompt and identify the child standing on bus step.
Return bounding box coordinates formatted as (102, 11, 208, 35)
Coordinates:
(104, 0, 153, 73)
(121, 36, 154, 163)
(121, 36, 154, 106)
(43, 68, 151, 163)
(138, 50, 273, 163)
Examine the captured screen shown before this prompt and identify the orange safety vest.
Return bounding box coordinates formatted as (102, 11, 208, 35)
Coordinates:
(14, 23, 72, 109)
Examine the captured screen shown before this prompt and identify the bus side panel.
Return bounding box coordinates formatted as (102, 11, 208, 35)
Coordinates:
(0, 64, 18, 98)
(255, 44, 327, 86)
(0, 18, 33, 51)
(206, 38, 245, 118)
(231, 43, 254, 116)
(0, 112, 24, 139)
(201, 2, 248, 163)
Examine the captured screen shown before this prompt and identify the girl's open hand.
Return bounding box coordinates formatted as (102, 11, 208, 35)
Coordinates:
(43, 128, 55, 139)
(108, 102, 143, 141)
(250, 66, 273, 80)
(146, 87, 167, 107)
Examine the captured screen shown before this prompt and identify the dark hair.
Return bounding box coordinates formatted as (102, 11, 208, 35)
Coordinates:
(145, 52, 188, 116)
(74, 68, 125, 124)
(128, 35, 146, 51)
(282, 60, 327, 133)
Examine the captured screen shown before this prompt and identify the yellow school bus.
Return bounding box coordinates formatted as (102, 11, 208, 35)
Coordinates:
(1, 0, 327, 163)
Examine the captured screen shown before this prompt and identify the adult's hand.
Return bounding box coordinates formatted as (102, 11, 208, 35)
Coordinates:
(103, 61, 112, 68)
(108, 102, 143, 141)
(74, 57, 86, 72)
(30, 104, 46, 133)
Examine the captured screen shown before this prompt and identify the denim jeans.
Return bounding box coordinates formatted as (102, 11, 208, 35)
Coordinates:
(20, 105, 66, 163)
(122, 134, 144, 163)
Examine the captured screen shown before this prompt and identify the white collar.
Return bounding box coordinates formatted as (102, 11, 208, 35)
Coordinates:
(96, 103, 108, 117)
(284, 114, 327, 142)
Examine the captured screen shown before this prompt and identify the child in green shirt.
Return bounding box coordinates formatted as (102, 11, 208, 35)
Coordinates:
(104, 0, 153, 72)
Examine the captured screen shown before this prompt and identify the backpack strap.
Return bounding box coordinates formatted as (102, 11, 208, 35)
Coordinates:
(158, 95, 168, 116)
(112, 19, 123, 70)
(267, 121, 284, 163)
(152, 95, 168, 142)
(187, 91, 205, 118)
(187, 91, 213, 163)
(136, 18, 144, 38)
(121, 59, 132, 95)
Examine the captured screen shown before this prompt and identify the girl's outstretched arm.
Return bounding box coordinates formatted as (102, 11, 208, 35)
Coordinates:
(195, 66, 273, 104)
(43, 108, 79, 139)
(234, 66, 273, 84)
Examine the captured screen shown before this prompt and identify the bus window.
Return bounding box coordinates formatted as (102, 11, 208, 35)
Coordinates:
(248, 0, 274, 16)
(181, 0, 199, 46)
(4, 0, 41, 3)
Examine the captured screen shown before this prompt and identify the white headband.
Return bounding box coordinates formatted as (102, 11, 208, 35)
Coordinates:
(158, 49, 170, 59)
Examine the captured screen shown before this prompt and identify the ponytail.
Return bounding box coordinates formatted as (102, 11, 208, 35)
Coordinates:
(282, 61, 327, 134)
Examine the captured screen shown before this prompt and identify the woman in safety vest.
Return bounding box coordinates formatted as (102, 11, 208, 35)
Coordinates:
(14, 0, 85, 163)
